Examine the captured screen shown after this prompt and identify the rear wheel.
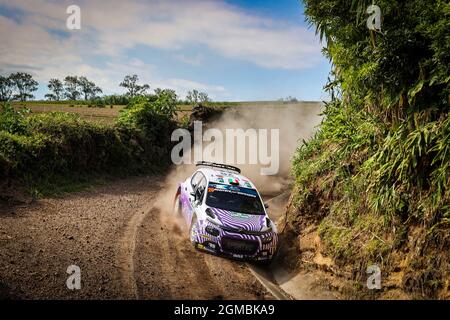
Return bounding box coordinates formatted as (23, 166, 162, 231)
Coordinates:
(173, 193, 182, 216)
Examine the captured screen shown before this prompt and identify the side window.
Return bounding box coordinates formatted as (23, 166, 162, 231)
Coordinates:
(196, 177, 207, 201)
(191, 172, 203, 189)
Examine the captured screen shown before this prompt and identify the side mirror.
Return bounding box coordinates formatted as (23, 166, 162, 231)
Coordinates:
(264, 203, 269, 209)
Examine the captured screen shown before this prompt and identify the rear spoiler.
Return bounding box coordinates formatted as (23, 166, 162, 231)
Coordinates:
(195, 161, 241, 174)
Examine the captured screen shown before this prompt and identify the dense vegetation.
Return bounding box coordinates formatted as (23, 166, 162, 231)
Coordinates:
(0, 92, 178, 196)
(290, 0, 449, 298)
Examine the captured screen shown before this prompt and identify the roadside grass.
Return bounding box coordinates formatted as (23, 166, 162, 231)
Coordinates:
(23, 169, 168, 198)
(24, 173, 108, 198)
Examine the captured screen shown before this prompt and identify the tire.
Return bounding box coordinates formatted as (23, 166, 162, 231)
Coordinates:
(189, 215, 199, 247)
(256, 258, 273, 267)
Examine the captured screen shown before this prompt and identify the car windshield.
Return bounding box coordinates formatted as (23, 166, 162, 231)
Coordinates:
(205, 182, 264, 215)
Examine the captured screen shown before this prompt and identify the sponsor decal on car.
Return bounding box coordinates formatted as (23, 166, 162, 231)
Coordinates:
(230, 212, 250, 219)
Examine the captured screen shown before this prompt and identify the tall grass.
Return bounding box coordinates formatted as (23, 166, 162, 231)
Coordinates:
(290, 0, 449, 298)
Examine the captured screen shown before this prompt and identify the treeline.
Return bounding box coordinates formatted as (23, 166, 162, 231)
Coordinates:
(0, 72, 212, 106)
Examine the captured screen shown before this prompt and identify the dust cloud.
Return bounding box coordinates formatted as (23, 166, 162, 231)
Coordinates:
(202, 103, 323, 195)
(156, 102, 323, 222)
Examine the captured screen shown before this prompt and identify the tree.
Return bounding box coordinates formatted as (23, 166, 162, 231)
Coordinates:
(186, 89, 199, 104)
(153, 88, 178, 118)
(64, 76, 81, 100)
(0, 75, 13, 102)
(45, 78, 64, 101)
(119, 74, 150, 97)
(9, 72, 38, 101)
(78, 76, 103, 100)
(198, 92, 211, 103)
(186, 89, 210, 104)
(279, 96, 298, 103)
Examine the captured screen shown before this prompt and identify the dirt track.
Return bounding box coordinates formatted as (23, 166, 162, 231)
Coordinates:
(0, 175, 272, 299)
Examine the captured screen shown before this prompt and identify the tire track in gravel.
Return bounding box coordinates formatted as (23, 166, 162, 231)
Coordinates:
(0, 176, 163, 299)
(115, 199, 157, 299)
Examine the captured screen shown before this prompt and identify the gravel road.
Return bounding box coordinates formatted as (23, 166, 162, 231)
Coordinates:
(0, 175, 272, 299)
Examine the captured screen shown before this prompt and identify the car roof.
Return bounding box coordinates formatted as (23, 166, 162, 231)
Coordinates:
(195, 167, 256, 189)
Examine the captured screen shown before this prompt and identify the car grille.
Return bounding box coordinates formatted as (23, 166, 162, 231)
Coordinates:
(220, 224, 272, 235)
(221, 237, 258, 255)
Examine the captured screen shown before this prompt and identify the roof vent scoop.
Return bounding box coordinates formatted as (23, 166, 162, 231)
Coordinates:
(195, 161, 241, 174)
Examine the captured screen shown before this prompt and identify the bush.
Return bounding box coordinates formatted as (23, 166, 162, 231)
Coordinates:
(118, 92, 178, 135)
(0, 103, 30, 135)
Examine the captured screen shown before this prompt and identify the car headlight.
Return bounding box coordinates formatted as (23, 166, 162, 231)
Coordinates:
(206, 216, 222, 227)
(262, 235, 273, 244)
(206, 208, 215, 219)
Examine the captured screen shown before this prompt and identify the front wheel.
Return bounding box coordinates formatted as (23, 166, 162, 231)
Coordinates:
(189, 215, 199, 247)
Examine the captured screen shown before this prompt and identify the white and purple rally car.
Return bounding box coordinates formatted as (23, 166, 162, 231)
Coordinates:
(173, 162, 278, 262)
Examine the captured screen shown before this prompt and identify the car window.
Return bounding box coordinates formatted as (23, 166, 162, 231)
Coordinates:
(205, 182, 264, 215)
(195, 177, 207, 201)
(190, 171, 204, 189)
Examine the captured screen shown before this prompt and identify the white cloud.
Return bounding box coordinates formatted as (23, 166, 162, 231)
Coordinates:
(173, 53, 204, 66)
(0, 0, 323, 99)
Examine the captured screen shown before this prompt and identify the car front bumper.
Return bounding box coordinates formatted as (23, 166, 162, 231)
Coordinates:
(192, 219, 278, 261)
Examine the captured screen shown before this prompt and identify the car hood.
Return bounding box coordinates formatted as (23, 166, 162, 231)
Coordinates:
(208, 207, 266, 232)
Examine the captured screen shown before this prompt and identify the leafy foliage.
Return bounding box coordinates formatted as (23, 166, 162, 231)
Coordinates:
(0, 90, 177, 193)
(1, 73, 39, 101)
(0, 103, 30, 134)
(64, 76, 82, 101)
(291, 0, 450, 298)
(78, 76, 103, 100)
(186, 89, 211, 104)
(45, 79, 64, 101)
(0, 75, 13, 101)
(61, 76, 103, 101)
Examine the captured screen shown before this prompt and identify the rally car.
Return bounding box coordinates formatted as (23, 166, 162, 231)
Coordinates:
(173, 161, 278, 262)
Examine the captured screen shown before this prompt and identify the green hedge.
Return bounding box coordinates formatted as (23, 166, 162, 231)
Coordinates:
(0, 95, 178, 189)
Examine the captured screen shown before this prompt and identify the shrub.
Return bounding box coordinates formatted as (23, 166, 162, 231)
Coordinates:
(0, 103, 30, 135)
(118, 93, 178, 136)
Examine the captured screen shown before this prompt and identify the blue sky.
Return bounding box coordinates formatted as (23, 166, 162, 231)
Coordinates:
(0, 0, 330, 101)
